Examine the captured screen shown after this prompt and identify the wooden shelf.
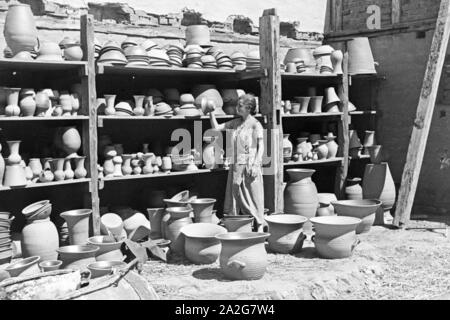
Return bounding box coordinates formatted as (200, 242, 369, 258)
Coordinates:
(281, 72, 342, 83)
(0, 116, 89, 121)
(349, 74, 386, 80)
(349, 110, 377, 115)
(349, 155, 371, 160)
(0, 178, 90, 192)
(0, 59, 87, 74)
(283, 112, 343, 118)
(101, 168, 229, 183)
(283, 158, 344, 167)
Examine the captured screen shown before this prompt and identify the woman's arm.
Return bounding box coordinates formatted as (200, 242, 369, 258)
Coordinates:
(209, 111, 226, 131)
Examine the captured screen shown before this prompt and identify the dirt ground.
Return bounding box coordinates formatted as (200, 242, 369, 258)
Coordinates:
(142, 217, 450, 300)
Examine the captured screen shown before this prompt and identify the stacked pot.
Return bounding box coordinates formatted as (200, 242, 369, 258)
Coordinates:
(0, 212, 14, 264)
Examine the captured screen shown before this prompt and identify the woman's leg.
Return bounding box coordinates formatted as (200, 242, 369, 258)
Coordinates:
(236, 171, 265, 230)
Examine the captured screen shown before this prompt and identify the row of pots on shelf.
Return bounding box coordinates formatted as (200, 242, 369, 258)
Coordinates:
(349, 129, 380, 159)
(281, 87, 341, 114)
(283, 132, 339, 162)
(0, 86, 83, 117)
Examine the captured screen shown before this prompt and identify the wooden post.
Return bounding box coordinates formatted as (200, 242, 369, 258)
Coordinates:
(80, 14, 100, 235)
(259, 9, 283, 213)
(393, 0, 450, 228)
(391, 0, 401, 25)
(330, 0, 343, 32)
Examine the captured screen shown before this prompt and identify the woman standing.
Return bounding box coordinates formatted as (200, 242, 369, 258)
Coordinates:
(208, 94, 266, 231)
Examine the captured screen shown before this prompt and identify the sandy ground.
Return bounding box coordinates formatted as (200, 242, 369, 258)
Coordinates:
(142, 221, 450, 300)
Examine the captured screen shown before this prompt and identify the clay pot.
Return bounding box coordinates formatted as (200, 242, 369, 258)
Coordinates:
(284, 169, 319, 232)
(190, 198, 217, 223)
(63, 45, 83, 61)
(104, 95, 116, 116)
(3, 3, 38, 55)
(57, 245, 99, 271)
(348, 37, 377, 75)
(87, 261, 127, 279)
(181, 223, 227, 264)
(87, 236, 124, 262)
(317, 193, 338, 214)
(163, 207, 193, 254)
(349, 130, 362, 149)
(100, 213, 124, 237)
(3, 141, 26, 187)
(294, 97, 310, 114)
(192, 84, 223, 112)
(345, 178, 363, 200)
(121, 211, 150, 235)
(331, 50, 344, 74)
(21, 217, 59, 261)
(295, 138, 311, 159)
(6, 256, 41, 277)
(309, 96, 323, 113)
(283, 134, 293, 162)
(223, 216, 254, 232)
(19, 89, 36, 116)
(216, 232, 270, 280)
(59, 127, 81, 158)
(74, 156, 87, 179)
(362, 163, 396, 224)
(37, 42, 63, 61)
(325, 135, 338, 158)
(265, 214, 307, 254)
(64, 158, 74, 180)
(310, 216, 361, 259)
(368, 145, 383, 164)
(186, 25, 211, 47)
(60, 209, 92, 245)
(316, 140, 329, 160)
(284, 48, 315, 67)
(317, 202, 333, 217)
(333, 199, 382, 234)
(28, 158, 42, 179)
(121, 154, 132, 176)
(324, 87, 340, 112)
(133, 95, 145, 116)
(5, 88, 21, 117)
(51, 158, 65, 181)
(35, 91, 50, 116)
(147, 208, 165, 239)
(39, 260, 62, 272)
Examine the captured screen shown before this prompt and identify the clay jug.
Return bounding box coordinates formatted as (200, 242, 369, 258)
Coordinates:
(0, 144, 5, 186)
(74, 156, 87, 179)
(362, 163, 396, 224)
(28, 158, 42, 179)
(19, 89, 36, 116)
(133, 95, 145, 116)
(104, 95, 116, 116)
(147, 208, 165, 239)
(163, 207, 193, 255)
(60, 209, 92, 245)
(21, 217, 59, 261)
(51, 158, 65, 181)
(3, 141, 26, 187)
(284, 169, 319, 232)
(316, 140, 329, 160)
(64, 158, 74, 180)
(4, 3, 38, 55)
(326, 135, 338, 158)
(216, 232, 270, 280)
(283, 134, 293, 162)
(121, 154, 132, 176)
(345, 178, 363, 200)
(331, 50, 343, 74)
(60, 126, 81, 159)
(5, 88, 21, 117)
(265, 214, 307, 254)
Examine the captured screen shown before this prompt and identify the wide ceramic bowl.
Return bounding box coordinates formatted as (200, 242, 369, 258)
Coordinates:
(87, 261, 127, 278)
(39, 260, 62, 272)
(332, 199, 382, 234)
(6, 256, 41, 277)
(265, 214, 308, 254)
(87, 235, 125, 261)
(310, 216, 361, 239)
(21, 200, 50, 217)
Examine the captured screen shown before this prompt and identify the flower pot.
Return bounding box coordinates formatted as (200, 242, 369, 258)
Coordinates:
(104, 95, 116, 116)
(60, 209, 92, 245)
(163, 207, 193, 254)
(294, 97, 310, 114)
(190, 198, 216, 223)
(345, 178, 363, 200)
(216, 232, 270, 280)
(368, 145, 383, 164)
(57, 245, 99, 271)
(181, 223, 227, 264)
(332, 199, 382, 234)
(87, 236, 124, 262)
(309, 96, 323, 113)
(21, 217, 59, 261)
(265, 214, 307, 254)
(3, 3, 38, 55)
(6, 256, 41, 277)
(348, 37, 377, 75)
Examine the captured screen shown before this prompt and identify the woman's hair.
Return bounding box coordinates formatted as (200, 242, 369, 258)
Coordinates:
(238, 93, 257, 115)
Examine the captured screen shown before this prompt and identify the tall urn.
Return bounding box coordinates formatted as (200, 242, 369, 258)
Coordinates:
(3, 3, 38, 55)
(60, 209, 92, 245)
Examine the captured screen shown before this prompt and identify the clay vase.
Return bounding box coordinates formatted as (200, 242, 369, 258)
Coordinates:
(51, 158, 65, 181)
(348, 37, 377, 75)
(309, 96, 323, 113)
(59, 92, 72, 116)
(0, 144, 5, 187)
(333, 199, 382, 234)
(142, 154, 154, 175)
(345, 178, 363, 200)
(223, 216, 254, 232)
(57, 245, 99, 271)
(133, 95, 145, 116)
(316, 140, 329, 160)
(121, 154, 132, 176)
(216, 232, 270, 280)
(331, 50, 344, 74)
(60, 126, 81, 158)
(181, 223, 227, 265)
(310, 216, 361, 259)
(161, 156, 172, 172)
(28, 158, 42, 179)
(3, 141, 27, 187)
(284, 169, 319, 233)
(190, 198, 217, 223)
(283, 134, 293, 162)
(64, 158, 74, 180)
(60, 209, 92, 245)
(21, 217, 59, 261)
(295, 97, 310, 114)
(74, 156, 87, 179)
(295, 138, 310, 159)
(164, 207, 193, 255)
(87, 236, 124, 262)
(19, 89, 36, 117)
(5, 88, 21, 117)
(3, 3, 38, 55)
(147, 208, 165, 239)
(326, 135, 338, 158)
(362, 163, 396, 225)
(35, 91, 50, 116)
(104, 95, 116, 116)
(265, 214, 307, 254)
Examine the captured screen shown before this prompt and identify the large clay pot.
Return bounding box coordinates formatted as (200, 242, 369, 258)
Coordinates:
(192, 84, 223, 112)
(147, 208, 165, 239)
(284, 169, 319, 232)
(163, 207, 193, 255)
(345, 178, 363, 200)
(283, 134, 293, 162)
(265, 214, 307, 254)
(87, 236, 124, 262)
(310, 216, 361, 259)
(60, 127, 81, 158)
(362, 163, 396, 224)
(6, 256, 41, 277)
(181, 223, 227, 264)
(332, 199, 382, 234)
(21, 217, 59, 261)
(4, 3, 38, 55)
(60, 209, 92, 245)
(189, 198, 216, 223)
(57, 245, 99, 271)
(216, 232, 270, 280)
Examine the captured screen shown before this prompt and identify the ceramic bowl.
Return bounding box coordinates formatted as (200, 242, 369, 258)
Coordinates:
(87, 261, 127, 279)
(6, 256, 41, 277)
(124, 45, 147, 57)
(22, 200, 50, 217)
(39, 260, 62, 272)
(332, 199, 382, 234)
(27, 203, 52, 221)
(0, 212, 11, 220)
(141, 39, 158, 51)
(313, 45, 334, 56)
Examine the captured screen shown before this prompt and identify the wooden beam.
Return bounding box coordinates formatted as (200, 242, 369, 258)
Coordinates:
(334, 0, 343, 32)
(81, 14, 100, 235)
(393, 0, 450, 228)
(391, 0, 401, 24)
(259, 9, 283, 213)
